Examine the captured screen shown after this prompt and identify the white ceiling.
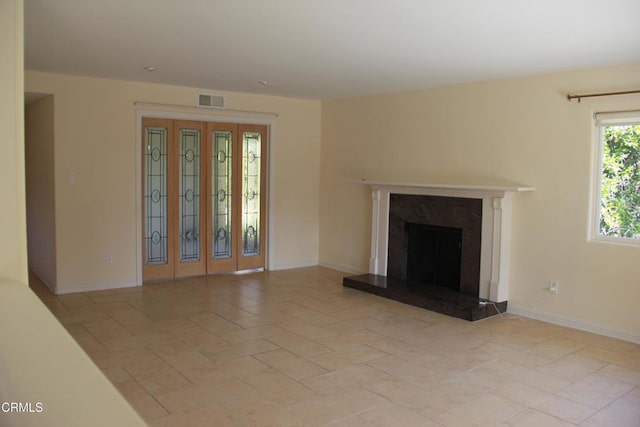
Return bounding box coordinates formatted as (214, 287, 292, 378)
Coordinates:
(25, 0, 640, 100)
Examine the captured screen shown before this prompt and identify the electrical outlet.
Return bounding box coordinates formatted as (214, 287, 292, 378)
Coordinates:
(105, 255, 112, 264)
(549, 280, 558, 294)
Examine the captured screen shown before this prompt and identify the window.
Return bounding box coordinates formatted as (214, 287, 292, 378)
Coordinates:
(591, 111, 640, 244)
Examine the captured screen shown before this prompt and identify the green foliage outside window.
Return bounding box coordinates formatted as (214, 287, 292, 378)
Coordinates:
(600, 124, 640, 239)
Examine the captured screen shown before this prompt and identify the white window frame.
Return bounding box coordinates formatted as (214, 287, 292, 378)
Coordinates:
(589, 110, 640, 246)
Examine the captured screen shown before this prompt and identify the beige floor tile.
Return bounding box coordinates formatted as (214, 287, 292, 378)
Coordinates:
(526, 337, 585, 360)
(204, 339, 279, 362)
(479, 342, 553, 368)
(241, 368, 318, 406)
(316, 330, 386, 351)
(101, 331, 178, 352)
(154, 377, 256, 413)
(500, 409, 577, 427)
(366, 337, 442, 366)
(180, 356, 268, 385)
(291, 296, 344, 314)
(368, 323, 435, 346)
(431, 368, 507, 404)
(534, 353, 607, 382)
(218, 325, 287, 343)
(427, 333, 489, 353)
(580, 399, 640, 427)
(220, 393, 305, 426)
(363, 378, 457, 417)
(107, 306, 152, 326)
(187, 312, 243, 334)
(434, 393, 526, 427)
(492, 380, 551, 407)
(489, 331, 542, 351)
(151, 341, 213, 370)
(290, 387, 389, 427)
(357, 403, 444, 427)
(266, 332, 333, 358)
(230, 312, 299, 328)
(278, 319, 338, 340)
(507, 367, 572, 394)
(326, 415, 378, 426)
(623, 386, 640, 404)
(254, 349, 328, 380)
(150, 404, 237, 427)
(302, 364, 393, 395)
(365, 354, 442, 384)
(598, 363, 640, 386)
(322, 316, 386, 335)
(556, 373, 635, 410)
(532, 394, 597, 423)
(310, 344, 387, 371)
(327, 306, 382, 322)
(575, 346, 640, 370)
(82, 318, 134, 342)
(129, 367, 194, 396)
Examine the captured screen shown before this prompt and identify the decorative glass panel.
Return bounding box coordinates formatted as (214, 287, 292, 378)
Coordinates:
(242, 132, 261, 256)
(212, 130, 233, 259)
(179, 128, 201, 262)
(145, 127, 168, 265)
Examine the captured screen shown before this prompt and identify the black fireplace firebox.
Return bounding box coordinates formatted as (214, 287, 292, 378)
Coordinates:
(405, 223, 462, 291)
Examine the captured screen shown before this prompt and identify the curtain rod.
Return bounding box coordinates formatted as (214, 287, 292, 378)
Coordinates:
(133, 101, 279, 117)
(567, 89, 640, 103)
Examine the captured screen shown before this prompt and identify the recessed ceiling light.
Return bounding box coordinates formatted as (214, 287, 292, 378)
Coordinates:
(144, 66, 156, 72)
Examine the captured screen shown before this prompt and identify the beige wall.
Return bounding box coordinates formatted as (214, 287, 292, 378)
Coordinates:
(25, 72, 322, 293)
(25, 96, 57, 289)
(320, 63, 640, 340)
(0, 0, 27, 285)
(1, 2, 145, 425)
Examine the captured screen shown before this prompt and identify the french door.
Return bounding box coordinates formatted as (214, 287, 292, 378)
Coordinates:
(142, 118, 267, 280)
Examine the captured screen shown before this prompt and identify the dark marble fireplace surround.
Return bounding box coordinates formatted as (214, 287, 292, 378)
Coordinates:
(344, 193, 507, 321)
(388, 194, 482, 295)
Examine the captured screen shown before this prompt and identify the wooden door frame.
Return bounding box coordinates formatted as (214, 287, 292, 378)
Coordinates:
(135, 109, 274, 285)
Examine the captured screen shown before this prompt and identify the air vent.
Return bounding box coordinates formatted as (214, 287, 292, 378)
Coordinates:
(197, 93, 225, 109)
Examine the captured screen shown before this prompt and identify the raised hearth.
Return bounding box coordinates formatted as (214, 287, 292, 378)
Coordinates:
(343, 274, 507, 321)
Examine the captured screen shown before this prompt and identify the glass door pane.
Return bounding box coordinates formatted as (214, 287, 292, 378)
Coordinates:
(212, 130, 233, 259)
(145, 126, 169, 265)
(178, 128, 201, 262)
(242, 131, 261, 256)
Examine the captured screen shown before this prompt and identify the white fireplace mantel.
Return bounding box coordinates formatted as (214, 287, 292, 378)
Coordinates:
(365, 180, 534, 303)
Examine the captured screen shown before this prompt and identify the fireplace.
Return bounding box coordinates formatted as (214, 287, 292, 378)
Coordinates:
(343, 180, 534, 321)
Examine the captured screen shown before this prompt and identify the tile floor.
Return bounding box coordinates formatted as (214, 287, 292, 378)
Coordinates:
(30, 267, 640, 426)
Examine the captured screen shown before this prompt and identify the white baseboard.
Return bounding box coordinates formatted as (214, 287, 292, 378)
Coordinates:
(318, 260, 365, 275)
(55, 280, 140, 295)
(508, 304, 640, 344)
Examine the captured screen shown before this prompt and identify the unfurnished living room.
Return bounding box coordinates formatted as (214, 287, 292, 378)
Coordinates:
(2, 0, 640, 426)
